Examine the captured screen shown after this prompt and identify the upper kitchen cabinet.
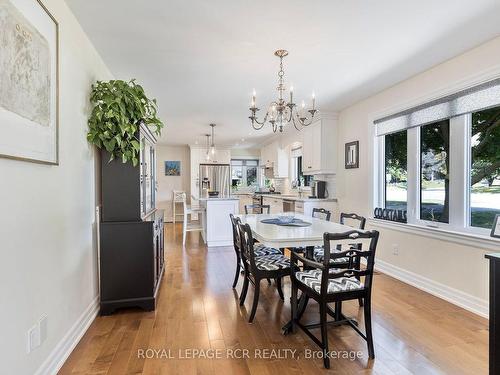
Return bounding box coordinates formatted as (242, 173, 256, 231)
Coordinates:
(260, 141, 288, 178)
(301, 113, 338, 175)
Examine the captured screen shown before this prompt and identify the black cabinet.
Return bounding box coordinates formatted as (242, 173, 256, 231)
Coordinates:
(101, 124, 157, 222)
(486, 253, 500, 375)
(100, 210, 164, 315)
(99, 123, 164, 315)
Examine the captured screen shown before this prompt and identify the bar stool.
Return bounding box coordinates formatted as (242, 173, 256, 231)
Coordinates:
(172, 190, 185, 224)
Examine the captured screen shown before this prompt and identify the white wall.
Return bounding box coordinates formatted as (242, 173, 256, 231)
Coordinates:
(337, 35, 500, 317)
(156, 145, 190, 221)
(0, 0, 112, 373)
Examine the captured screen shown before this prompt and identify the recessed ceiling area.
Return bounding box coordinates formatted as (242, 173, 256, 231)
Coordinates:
(66, 0, 500, 148)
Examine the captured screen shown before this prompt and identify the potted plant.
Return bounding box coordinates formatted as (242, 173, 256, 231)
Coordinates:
(86, 79, 164, 166)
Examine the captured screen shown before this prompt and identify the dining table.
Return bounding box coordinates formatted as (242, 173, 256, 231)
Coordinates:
(238, 213, 360, 249)
(238, 213, 362, 334)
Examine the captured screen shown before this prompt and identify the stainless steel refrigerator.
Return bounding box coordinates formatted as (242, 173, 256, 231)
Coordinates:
(199, 164, 231, 198)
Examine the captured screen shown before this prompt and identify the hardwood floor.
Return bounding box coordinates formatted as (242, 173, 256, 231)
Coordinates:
(59, 223, 488, 374)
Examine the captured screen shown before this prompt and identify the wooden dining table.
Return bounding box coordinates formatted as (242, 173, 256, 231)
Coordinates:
(238, 213, 361, 334)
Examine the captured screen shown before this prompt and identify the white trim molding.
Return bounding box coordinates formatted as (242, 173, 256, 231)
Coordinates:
(368, 218, 500, 251)
(375, 259, 488, 318)
(35, 296, 99, 375)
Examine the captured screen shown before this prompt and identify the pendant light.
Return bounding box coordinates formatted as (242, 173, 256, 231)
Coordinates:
(205, 134, 211, 161)
(209, 124, 216, 155)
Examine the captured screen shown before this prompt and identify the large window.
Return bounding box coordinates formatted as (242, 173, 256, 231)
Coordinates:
(470, 107, 500, 229)
(376, 81, 500, 236)
(384, 130, 407, 210)
(420, 120, 450, 223)
(231, 159, 259, 189)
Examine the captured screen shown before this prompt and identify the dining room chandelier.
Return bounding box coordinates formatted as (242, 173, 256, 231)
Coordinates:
(249, 49, 318, 133)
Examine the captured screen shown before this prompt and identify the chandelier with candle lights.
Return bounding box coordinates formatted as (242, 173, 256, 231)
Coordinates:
(249, 49, 318, 133)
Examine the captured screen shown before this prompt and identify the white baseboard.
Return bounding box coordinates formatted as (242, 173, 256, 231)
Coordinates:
(35, 296, 100, 375)
(375, 259, 488, 318)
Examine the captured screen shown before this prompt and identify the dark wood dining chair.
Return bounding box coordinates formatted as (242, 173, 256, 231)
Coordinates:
(293, 207, 332, 257)
(312, 207, 331, 221)
(229, 214, 281, 288)
(340, 212, 367, 229)
(238, 222, 291, 323)
(244, 204, 270, 214)
(290, 229, 380, 368)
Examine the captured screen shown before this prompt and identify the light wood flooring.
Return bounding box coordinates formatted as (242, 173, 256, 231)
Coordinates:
(59, 223, 488, 374)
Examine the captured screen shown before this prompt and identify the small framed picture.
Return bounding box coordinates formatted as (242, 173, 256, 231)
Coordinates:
(345, 141, 359, 169)
(165, 160, 181, 176)
(491, 214, 500, 239)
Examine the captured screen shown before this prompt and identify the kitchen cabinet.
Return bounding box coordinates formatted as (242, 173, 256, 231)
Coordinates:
(262, 196, 283, 214)
(237, 194, 253, 213)
(295, 200, 337, 217)
(260, 141, 288, 178)
(301, 114, 338, 175)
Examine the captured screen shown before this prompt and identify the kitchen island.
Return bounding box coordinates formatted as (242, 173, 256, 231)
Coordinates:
(199, 197, 239, 247)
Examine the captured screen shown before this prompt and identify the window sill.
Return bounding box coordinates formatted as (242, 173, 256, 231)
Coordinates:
(367, 218, 500, 251)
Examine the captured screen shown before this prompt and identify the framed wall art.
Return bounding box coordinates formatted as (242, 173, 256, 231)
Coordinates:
(165, 161, 181, 176)
(0, 0, 59, 164)
(345, 140, 359, 169)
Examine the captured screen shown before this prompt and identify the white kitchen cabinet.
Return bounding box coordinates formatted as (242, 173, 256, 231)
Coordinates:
(262, 196, 283, 214)
(295, 200, 338, 218)
(260, 141, 288, 178)
(301, 114, 337, 175)
(237, 194, 253, 213)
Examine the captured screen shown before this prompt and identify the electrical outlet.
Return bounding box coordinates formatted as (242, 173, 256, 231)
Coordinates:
(27, 324, 40, 353)
(392, 244, 399, 255)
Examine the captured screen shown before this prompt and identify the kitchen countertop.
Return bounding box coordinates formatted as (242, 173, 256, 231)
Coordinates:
(199, 197, 239, 201)
(228, 193, 337, 202)
(260, 195, 337, 202)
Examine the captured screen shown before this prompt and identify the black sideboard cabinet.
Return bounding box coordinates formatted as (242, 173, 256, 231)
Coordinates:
(99, 123, 165, 315)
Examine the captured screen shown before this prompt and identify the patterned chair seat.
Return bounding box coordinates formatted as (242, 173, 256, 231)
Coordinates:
(254, 254, 291, 271)
(295, 269, 363, 294)
(313, 247, 350, 264)
(254, 244, 282, 257)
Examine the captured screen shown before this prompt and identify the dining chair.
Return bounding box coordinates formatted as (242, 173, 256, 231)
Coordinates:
(229, 214, 281, 288)
(244, 204, 271, 214)
(312, 212, 367, 306)
(294, 207, 332, 257)
(290, 229, 380, 369)
(181, 193, 204, 246)
(312, 207, 331, 221)
(340, 212, 367, 229)
(237, 222, 291, 323)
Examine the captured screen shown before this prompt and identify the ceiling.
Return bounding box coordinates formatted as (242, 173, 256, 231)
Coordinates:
(67, 0, 500, 148)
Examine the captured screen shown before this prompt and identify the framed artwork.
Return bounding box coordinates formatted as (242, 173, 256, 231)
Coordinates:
(345, 141, 359, 169)
(0, 0, 59, 164)
(165, 161, 181, 176)
(491, 214, 500, 239)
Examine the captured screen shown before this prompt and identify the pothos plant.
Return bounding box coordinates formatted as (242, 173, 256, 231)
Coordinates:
(86, 79, 164, 166)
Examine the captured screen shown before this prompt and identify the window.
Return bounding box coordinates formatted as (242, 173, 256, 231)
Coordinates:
(291, 154, 313, 187)
(375, 79, 500, 236)
(470, 107, 500, 229)
(384, 130, 407, 210)
(420, 120, 450, 223)
(231, 159, 259, 189)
